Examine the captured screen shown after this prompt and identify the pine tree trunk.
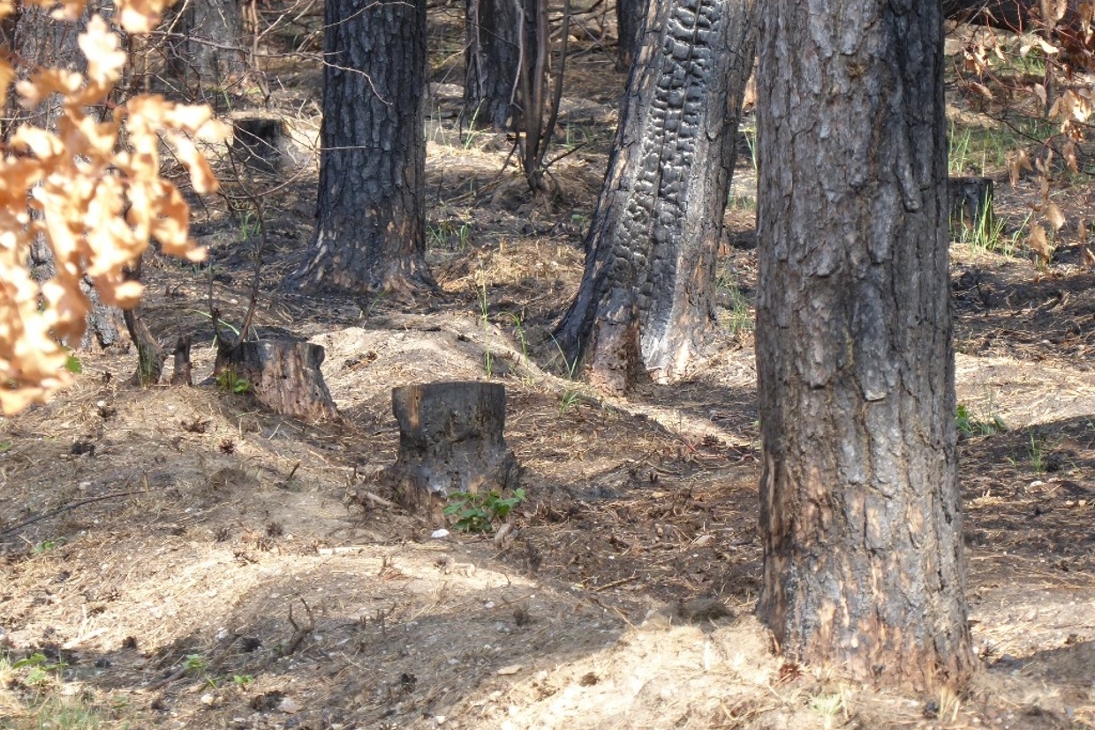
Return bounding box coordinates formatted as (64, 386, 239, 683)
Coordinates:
(163, 0, 246, 94)
(554, 0, 757, 392)
(464, 0, 522, 129)
(286, 0, 435, 295)
(755, 0, 975, 690)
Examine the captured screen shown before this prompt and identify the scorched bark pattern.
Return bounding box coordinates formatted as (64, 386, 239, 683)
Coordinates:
(554, 0, 756, 391)
(287, 0, 433, 294)
(754, 0, 975, 689)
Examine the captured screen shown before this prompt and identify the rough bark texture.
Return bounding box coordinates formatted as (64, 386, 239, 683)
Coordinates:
(554, 0, 757, 392)
(385, 382, 520, 520)
(162, 0, 246, 94)
(615, 0, 648, 70)
(215, 339, 338, 422)
(464, 0, 522, 129)
(755, 0, 975, 690)
(286, 0, 435, 295)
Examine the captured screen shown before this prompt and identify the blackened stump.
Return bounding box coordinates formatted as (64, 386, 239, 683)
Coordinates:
(386, 382, 519, 519)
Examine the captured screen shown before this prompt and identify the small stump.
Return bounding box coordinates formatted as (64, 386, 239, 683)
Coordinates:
(385, 381, 520, 520)
(215, 338, 338, 422)
(231, 115, 283, 172)
(949, 176, 994, 238)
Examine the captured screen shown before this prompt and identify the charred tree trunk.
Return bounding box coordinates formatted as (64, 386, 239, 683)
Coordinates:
(162, 0, 247, 95)
(755, 0, 975, 690)
(554, 0, 757, 392)
(385, 382, 520, 520)
(615, 0, 648, 70)
(214, 337, 338, 422)
(286, 0, 435, 295)
(464, 0, 522, 129)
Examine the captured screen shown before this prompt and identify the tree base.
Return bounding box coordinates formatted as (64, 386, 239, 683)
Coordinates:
(215, 338, 338, 422)
(384, 381, 520, 520)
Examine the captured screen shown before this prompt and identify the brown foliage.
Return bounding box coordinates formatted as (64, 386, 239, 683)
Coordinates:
(0, 0, 226, 414)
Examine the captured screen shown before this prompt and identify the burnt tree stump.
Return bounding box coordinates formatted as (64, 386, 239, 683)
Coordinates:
(386, 381, 520, 519)
(215, 338, 338, 422)
(231, 115, 283, 173)
(949, 176, 994, 238)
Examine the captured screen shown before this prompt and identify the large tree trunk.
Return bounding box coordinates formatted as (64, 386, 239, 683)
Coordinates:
(554, 0, 757, 392)
(614, 0, 647, 70)
(162, 0, 247, 96)
(464, 0, 522, 129)
(755, 0, 975, 690)
(286, 0, 435, 295)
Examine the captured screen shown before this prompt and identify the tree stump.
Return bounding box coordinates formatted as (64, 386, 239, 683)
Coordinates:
(385, 381, 520, 519)
(214, 338, 338, 422)
(949, 176, 994, 238)
(231, 115, 283, 173)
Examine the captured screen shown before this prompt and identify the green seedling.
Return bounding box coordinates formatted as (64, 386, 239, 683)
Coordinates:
(184, 653, 217, 688)
(956, 403, 1006, 437)
(33, 537, 66, 554)
(444, 489, 526, 533)
(216, 368, 252, 395)
(13, 652, 68, 686)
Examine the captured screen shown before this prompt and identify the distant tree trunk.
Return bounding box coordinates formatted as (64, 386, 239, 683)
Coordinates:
(286, 0, 435, 295)
(464, 0, 521, 129)
(615, 0, 647, 70)
(554, 0, 757, 392)
(755, 0, 975, 690)
(162, 0, 246, 95)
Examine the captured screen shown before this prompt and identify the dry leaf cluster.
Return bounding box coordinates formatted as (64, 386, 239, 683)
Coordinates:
(0, 0, 227, 414)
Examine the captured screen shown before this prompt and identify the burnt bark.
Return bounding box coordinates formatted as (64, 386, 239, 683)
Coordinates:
(755, 0, 975, 690)
(385, 382, 520, 520)
(615, 0, 648, 70)
(286, 0, 435, 295)
(162, 0, 246, 95)
(554, 0, 757, 392)
(464, 0, 522, 129)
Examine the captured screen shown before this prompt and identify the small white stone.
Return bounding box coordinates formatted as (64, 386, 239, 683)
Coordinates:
(431, 529, 450, 539)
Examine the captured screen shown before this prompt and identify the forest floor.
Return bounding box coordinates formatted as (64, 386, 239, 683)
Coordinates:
(3, 9, 1095, 730)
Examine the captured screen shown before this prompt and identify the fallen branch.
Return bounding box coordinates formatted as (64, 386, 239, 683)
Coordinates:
(0, 490, 149, 539)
